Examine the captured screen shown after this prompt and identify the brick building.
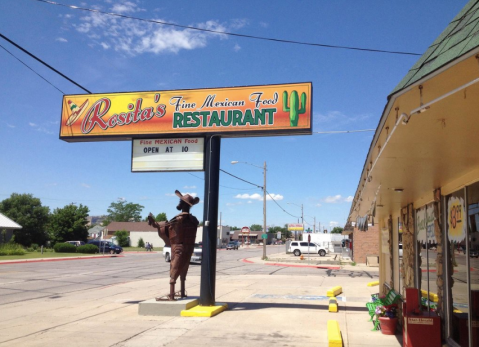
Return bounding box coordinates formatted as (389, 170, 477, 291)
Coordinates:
(347, 224, 379, 264)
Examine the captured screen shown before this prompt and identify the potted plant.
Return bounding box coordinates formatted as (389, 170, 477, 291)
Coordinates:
(375, 304, 398, 335)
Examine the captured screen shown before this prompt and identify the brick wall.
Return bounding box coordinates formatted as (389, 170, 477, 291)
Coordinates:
(352, 224, 379, 264)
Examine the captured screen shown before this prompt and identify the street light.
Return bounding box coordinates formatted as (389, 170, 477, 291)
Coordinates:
(287, 202, 303, 240)
(303, 215, 316, 233)
(231, 160, 267, 260)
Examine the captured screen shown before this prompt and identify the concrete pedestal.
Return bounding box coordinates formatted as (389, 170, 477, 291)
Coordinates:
(138, 297, 199, 316)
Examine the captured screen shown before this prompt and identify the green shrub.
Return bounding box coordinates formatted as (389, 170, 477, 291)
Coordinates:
(31, 243, 39, 251)
(26, 247, 34, 252)
(53, 242, 77, 253)
(0, 243, 26, 256)
(115, 230, 130, 247)
(137, 238, 145, 248)
(76, 244, 99, 254)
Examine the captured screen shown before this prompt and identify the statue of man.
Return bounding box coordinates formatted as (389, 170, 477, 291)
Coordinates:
(148, 190, 199, 300)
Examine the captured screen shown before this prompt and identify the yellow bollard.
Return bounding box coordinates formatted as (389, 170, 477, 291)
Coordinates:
(327, 286, 342, 297)
(329, 297, 338, 312)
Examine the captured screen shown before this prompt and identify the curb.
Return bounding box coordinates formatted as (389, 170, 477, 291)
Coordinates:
(0, 254, 124, 265)
(241, 258, 340, 270)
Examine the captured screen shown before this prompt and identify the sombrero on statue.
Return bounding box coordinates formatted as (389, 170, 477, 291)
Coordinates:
(66, 99, 89, 126)
(175, 190, 200, 206)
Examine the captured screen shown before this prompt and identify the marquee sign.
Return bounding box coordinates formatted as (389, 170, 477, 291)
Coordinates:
(288, 223, 304, 231)
(131, 137, 204, 172)
(60, 82, 312, 142)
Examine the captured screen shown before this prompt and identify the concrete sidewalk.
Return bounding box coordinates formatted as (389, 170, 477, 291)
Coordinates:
(0, 253, 402, 347)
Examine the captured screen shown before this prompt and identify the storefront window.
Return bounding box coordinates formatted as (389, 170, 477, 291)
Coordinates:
(447, 188, 469, 346)
(398, 218, 403, 296)
(416, 203, 437, 311)
(466, 182, 479, 347)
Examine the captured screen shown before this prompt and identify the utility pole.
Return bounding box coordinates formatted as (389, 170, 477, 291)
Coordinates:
(314, 216, 316, 233)
(301, 204, 304, 240)
(219, 212, 222, 247)
(262, 161, 267, 260)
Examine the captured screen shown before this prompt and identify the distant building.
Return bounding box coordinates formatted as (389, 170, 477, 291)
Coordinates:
(86, 215, 107, 226)
(87, 225, 104, 239)
(0, 213, 22, 243)
(104, 221, 162, 247)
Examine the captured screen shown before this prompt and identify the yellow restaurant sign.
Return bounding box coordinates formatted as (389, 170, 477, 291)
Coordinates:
(60, 82, 312, 142)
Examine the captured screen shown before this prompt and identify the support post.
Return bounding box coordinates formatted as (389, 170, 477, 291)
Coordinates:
(200, 136, 221, 306)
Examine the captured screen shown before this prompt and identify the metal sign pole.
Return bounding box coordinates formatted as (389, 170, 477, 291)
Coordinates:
(200, 135, 221, 306)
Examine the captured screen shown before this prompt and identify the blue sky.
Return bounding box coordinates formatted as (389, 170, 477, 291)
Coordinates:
(0, 0, 468, 230)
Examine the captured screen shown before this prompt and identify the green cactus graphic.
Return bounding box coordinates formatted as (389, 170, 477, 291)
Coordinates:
(283, 90, 307, 127)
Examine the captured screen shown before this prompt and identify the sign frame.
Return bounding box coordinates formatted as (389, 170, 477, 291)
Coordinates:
(130, 137, 205, 173)
(59, 82, 313, 142)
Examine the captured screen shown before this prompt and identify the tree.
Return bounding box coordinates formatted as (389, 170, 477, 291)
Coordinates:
(0, 193, 50, 246)
(103, 199, 144, 225)
(137, 237, 145, 248)
(49, 204, 89, 244)
(331, 227, 344, 234)
(250, 224, 263, 231)
(155, 212, 168, 222)
(115, 230, 130, 247)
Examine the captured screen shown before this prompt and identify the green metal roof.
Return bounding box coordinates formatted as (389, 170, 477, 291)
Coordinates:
(391, 0, 479, 96)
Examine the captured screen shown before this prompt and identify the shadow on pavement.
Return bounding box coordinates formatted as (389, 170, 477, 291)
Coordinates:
(224, 302, 369, 312)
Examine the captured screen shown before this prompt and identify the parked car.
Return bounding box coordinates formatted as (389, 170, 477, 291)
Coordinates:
(87, 240, 123, 254)
(66, 241, 85, 247)
(288, 241, 328, 257)
(226, 242, 239, 250)
(163, 243, 202, 263)
(470, 248, 479, 258)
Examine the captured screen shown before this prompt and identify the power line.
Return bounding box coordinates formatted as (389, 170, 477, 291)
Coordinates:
(0, 43, 65, 94)
(0, 32, 91, 94)
(187, 172, 256, 191)
(33, 0, 422, 56)
(219, 169, 262, 189)
(219, 170, 299, 219)
(313, 129, 375, 134)
(266, 191, 300, 219)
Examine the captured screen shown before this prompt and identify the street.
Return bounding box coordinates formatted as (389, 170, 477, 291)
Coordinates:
(0, 246, 394, 347)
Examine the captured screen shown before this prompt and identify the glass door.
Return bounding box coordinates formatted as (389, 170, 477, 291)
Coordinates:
(447, 188, 469, 346)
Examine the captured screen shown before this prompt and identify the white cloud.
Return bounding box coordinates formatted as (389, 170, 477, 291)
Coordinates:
(230, 18, 248, 29)
(329, 221, 339, 227)
(313, 111, 372, 130)
(234, 193, 283, 201)
(111, 1, 140, 14)
(28, 121, 54, 134)
(267, 194, 284, 201)
(233, 44, 241, 52)
(183, 185, 197, 189)
(345, 196, 354, 202)
(71, 3, 237, 55)
(259, 22, 268, 28)
(316, 203, 322, 207)
(81, 183, 91, 188)
(324, 195, 342, 203)
(6, 123, 15, 128)
(56, 37, 68, 43)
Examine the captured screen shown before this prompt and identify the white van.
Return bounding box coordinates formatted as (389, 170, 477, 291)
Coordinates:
(288, 241, 328, 257)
